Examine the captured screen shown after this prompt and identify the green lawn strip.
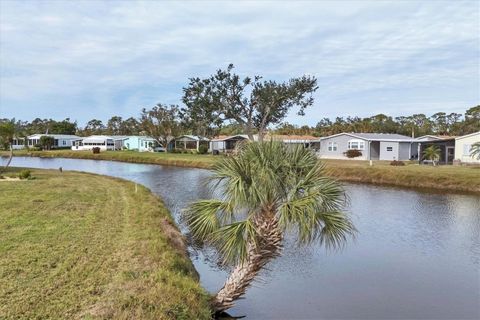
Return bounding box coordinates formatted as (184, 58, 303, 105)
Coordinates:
(0, 168, 211, 319)
(2, 149, 479, 193)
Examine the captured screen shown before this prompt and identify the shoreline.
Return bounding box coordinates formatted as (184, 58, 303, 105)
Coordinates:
(2, 150, 479, 194)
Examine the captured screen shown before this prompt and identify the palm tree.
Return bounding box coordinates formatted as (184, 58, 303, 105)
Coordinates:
(184, 141, 355, 314)
(423, 145, 441, 166)
(0, 121, 15, 174)
(470, 142, 480, 160)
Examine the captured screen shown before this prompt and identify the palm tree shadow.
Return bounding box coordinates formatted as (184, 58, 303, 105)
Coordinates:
(216, 311, 246, 319)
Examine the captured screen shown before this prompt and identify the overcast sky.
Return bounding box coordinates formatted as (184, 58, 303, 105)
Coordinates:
(0, 0, 478, 126)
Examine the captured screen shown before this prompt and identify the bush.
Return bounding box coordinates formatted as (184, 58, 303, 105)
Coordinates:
(344, 149, 362, 158)
(390, 160, 405, 166)
(18, 169, 31, 180)
(198, 144, 208, 154)
(92, 147, 101, 154)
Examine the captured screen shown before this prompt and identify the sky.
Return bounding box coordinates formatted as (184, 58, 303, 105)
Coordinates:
(0, 0, 478, 127)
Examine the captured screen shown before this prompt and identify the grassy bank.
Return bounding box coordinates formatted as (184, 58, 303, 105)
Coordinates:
(2, 149, 479, 194)
(0, 168, 211, 319)
(322, 159, 480, 194)
(3, 149, 215, 169)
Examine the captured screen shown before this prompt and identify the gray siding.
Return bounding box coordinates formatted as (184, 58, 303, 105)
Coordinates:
(319, 134, 369, 160)
(379, 141, 399, 161)
(398, 142, 411, 160)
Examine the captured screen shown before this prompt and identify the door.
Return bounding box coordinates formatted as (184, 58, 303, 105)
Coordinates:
(446, 147, 455, 164)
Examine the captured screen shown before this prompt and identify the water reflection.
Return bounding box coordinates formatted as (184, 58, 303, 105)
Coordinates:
(4, 157, 480, 319)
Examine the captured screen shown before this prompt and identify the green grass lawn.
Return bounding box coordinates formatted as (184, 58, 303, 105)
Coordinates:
(2, 149, 479, 193)
(322, 159, 480, 194)
(0, 168, 211, 319)
(2, 149, 216, 168)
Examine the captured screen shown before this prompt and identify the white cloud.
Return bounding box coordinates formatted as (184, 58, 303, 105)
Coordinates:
(0, 0, 478, 125)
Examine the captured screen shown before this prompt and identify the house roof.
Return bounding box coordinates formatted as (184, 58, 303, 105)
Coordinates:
(266, 134, 320, 142)
(211, 134, 320, 142)
(320, 132, 414, 142)
(455, 131, 480, 140)
(175, 135, 210, 141)
(28, 134, 81, 140)
(211, 134, 249, 142)
(416, 135, 457, 141)
(82, 135, 128, 142)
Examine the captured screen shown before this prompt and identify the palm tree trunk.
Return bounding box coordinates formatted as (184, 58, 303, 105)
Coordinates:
(212, 214, 283, 313)
(0, 144, 13, 174)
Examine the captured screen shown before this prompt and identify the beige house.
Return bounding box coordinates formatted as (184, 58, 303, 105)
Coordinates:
(455, 131, 480, 164)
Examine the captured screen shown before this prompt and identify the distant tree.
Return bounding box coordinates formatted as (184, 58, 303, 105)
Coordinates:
(430, 112, 447, 135)
(423, 145, 441, 166)
(462, 105, 480, 135)
(106, 116, 123, 135)
(218, 123, 244, 136)
(182, 64, 318, 141)
(39, 135, 55, 150)
(83, 119, 106, 135)
(50, 118, 77, 134)
(409, 114, 433, 137)
(121, 117, 141, 135)
(140, 104, 180, 150)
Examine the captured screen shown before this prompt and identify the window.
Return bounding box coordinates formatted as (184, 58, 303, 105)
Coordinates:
(328, 142, 337, 151)
(347, 139, 365, 150)
(63, 140, 66, 145)
(386, 146, 393, 151)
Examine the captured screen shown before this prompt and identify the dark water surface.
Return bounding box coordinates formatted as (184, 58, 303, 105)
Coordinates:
(4, 157, 480, 319)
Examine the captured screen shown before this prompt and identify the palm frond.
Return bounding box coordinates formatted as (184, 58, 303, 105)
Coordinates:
(184, 199, 234, 241)
(315, 211, 356, 250)
(210, 220, 258, 264)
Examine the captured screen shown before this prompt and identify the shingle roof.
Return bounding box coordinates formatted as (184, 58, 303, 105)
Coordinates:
(320, 132, 414, 142)
(350, 133, 413, 141)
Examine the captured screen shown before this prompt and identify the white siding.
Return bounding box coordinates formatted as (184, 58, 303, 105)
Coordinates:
(455, 132, 480, 163)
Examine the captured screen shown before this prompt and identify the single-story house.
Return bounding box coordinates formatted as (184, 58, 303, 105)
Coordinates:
(268, 135, 321, 150)
(454, 131, 480, 164)
(417, 136, 456, 165)
(210, 135, 249, 153)
(318, 133, 416, 161)
(209, 134, 321, 153)
(173, 135, 210, 151)
(123, 136, 159, 152)
(27, 134, 81, 149)
(71, 135, 126, 151)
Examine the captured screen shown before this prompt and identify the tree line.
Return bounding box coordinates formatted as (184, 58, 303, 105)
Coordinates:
(1, 64, 479, 149)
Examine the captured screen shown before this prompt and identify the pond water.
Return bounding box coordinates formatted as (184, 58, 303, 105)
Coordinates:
(3, 157, 480, 319)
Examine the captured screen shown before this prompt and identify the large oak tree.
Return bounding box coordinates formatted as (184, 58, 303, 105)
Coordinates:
(182, 64, 318, 141)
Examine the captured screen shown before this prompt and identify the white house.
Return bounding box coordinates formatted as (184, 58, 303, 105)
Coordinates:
(455, 131, 480, 164)
(71, 135, 126, 151)
(318, 133, 416, 161)
(27, 134, 81, 148)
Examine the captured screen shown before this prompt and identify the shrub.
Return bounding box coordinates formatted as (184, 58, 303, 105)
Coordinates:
(18, 169, 31, 180)
(39, 136, 55, 150)
(92, 147, 101, 154)
(344, 149, 362, 158)
(390, 160, 405, 166)
(198, 144, 208, 154)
